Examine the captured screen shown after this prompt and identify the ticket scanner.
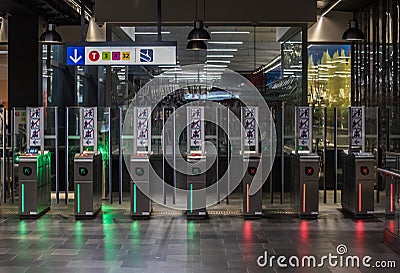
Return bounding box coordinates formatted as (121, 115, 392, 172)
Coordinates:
(73, 107, 103, 219)
(187, 107, 207, 219)
(130, 107, 152, 219)
(341, 107, 375, 218)
(241, 107, 263, 219)
(19, 107, 51, 219)
(290, 107, 320, 218)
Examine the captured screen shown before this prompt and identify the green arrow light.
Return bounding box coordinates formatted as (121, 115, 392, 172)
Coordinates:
(79, 167, 88, 176)
(23, 167, 32, 176)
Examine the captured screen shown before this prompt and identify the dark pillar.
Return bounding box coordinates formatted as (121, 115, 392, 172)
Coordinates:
(8, 14, 40, 107)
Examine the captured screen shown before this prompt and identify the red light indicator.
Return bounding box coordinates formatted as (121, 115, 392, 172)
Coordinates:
(360, 166, 369, 176)
(248, 167, 257, 176)
(302, 183, 306, 213)
(390, 183, 394, 213)
(246, 184, 250, 213)
(358, 183, 362, 212)
(305, 167, 314, 176)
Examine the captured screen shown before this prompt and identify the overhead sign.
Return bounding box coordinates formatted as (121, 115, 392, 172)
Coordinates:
(66, 43, 177, 66)
(297, 106, 312, 151)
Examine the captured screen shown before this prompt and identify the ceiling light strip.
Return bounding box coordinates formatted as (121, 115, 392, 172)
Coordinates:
(322, 0, 342, 17)
(208, 41, 243, 45)
(210, 31, 250, 34)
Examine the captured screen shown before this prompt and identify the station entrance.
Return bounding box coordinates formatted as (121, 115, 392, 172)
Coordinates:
(0, 25, 388, 220)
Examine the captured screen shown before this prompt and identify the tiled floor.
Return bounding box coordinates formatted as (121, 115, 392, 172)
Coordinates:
(0, 191, 399, 273)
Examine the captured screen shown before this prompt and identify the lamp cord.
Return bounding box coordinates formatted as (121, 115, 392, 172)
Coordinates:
(195, 0, 198, 21)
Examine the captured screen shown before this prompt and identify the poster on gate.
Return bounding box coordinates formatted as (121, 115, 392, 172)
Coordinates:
(297, 106, 312, 150)
(350, 106, 364, 148)
(136, 107, 151, 148)
(188, 107, 204, 147)
(28, 107, 43, 147)
(242, 107, 258, 147)
(82, 107, 97, 147)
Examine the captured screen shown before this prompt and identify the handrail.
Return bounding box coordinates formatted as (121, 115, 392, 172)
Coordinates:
(377, 168, 400, 179)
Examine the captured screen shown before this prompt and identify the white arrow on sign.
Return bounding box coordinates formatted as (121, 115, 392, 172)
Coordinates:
(69, 49, 82, 64)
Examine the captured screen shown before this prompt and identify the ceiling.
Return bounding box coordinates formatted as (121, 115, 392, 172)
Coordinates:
(0, 1, 373, 24)
(0, 0, 372, 73)
(114, 26, 282, 73)
(316, 0, 373, 13)
(0, 0, 94, 25)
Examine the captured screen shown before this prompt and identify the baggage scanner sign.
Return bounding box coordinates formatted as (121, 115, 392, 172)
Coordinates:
(82, 108, 96, 147)
(29, 107, 42, 147)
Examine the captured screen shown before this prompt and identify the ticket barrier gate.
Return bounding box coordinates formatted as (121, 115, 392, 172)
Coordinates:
(290, 153, 320, 219)
(242, 156, 263, 219)
(341, 151, 375, 218)
(19, 150, 51, 219)
(74, 151, 102, 219)
(187, 155, 207, 219)
(130, 155, 151, 219)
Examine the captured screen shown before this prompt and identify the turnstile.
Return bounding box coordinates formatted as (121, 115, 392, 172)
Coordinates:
(242, 156, 263, 218)
(74, 151, 102, 219)
(291, 153, 320, 218)
(130, 155, 151, 219)
(19, 150, 51, 218)
(342, 151, 375, 218)
(187, 155, 207, 219)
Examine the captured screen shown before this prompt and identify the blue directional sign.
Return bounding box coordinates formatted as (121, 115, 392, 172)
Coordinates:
(139, 49, 154, 62)
(66, 46, 85, 66)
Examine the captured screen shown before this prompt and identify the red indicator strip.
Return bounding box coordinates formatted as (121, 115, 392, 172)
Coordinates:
(390, 183, 394, 213)
(302, 183, 306, 213)
(358, 183, 362, 212)
(246, 184, 250, 213)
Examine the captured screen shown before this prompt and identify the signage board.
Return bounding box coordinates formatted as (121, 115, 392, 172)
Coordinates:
(28, 107, 43, 147)
(135, 107, 151, 148)
(349, 106, 365, 150)
(243, 107, 258, 148)
(188, 107, 204, 148)
(297, 106, 312, 151)
(81, 107, 97, 147)
(66, 42, 177, 66)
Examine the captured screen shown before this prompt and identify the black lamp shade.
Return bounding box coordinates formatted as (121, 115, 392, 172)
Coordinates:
(186, 40, 207, 50)
(342, 20, 365, 41)
(187, 21, 211, 41)
(40, 24, 62, 43)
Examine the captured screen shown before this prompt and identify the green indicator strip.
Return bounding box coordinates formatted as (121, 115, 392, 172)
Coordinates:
(133, 184, 137, 214)
(21, 184, 25, 213)
(190, 184, 193, 213)
(77, 184, 81, 214)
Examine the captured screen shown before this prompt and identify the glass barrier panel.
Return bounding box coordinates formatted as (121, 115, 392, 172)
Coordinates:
(97, 107, 111, 200)
(66, 107, 81, 193)
(313, 106, 325, 153)
(283, 103, 295, 152)
(43, 107, 58, 202)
